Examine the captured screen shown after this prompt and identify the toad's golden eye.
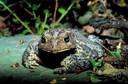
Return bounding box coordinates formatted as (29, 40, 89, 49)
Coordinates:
(41, 37, 46, 43)
(64, 36, 70, 43)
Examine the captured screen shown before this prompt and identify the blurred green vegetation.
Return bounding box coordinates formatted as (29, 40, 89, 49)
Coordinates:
(0, 0, 77, 35)
(0, 0, 128, 36)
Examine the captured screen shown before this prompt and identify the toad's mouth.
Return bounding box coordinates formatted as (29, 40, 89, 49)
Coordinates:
(38, 48, 76, 69)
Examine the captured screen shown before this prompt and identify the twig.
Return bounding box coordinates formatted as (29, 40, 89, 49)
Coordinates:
(56, 2, 75, 23)
(53, 0, 58, 23)
(23, 0, 37, 20)
(24, 8, 33, 16)
(38, 11, 48, 35)
(96, 41, 112, 55)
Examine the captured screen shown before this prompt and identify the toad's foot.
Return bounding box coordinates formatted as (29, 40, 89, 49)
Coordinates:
(23, 59, 39, 69)
(53, 67, 69, 74)
(53, 54, 92, 74)
(110, 70, 128, 83)
(22, 51, 40, 69)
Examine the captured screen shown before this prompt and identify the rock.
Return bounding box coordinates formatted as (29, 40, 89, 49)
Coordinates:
(82, 25, 95, 34)
(78, 11, 93, 25)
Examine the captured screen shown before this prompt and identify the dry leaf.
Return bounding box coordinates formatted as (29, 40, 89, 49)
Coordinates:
(83, 25, 95, 33)
(50, 79, 57, 84)
(61, 77, 67, 81)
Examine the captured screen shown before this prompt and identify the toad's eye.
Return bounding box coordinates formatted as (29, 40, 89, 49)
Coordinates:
(41, 37, 46, 43)
(64, 36, 70, 43)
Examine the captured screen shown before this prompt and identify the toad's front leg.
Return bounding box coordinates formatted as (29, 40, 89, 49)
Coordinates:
(22, 45, 40, 69)
(54, 54, 91, 74)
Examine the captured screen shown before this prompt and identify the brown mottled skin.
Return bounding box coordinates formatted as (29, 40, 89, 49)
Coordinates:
(38, 28, 76, 53)
(22, 28, 104, 74)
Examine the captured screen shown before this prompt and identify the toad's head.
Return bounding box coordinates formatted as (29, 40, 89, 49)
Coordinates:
(38, 28, 76, 54)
